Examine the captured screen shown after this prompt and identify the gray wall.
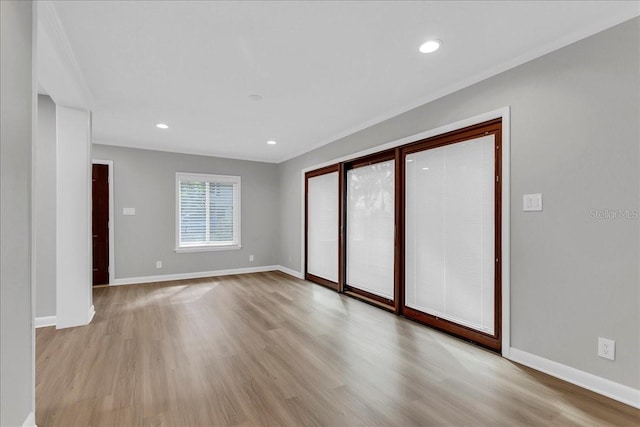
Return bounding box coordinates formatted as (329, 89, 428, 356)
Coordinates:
(92, 144, 280, 279)
(278, 18, 639, 389)
(35, 95, 57, 318)
(0, 1, 35, 426)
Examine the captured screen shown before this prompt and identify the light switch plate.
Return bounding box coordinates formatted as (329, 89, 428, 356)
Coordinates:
(523, 193, 543, 211)
(123, 207, 136, 216)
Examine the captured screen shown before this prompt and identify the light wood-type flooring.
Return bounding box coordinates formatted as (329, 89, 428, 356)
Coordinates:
(36, 271, 639, 426)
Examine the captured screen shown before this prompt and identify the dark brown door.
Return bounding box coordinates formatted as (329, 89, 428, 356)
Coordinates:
(92, 163, 109, 286)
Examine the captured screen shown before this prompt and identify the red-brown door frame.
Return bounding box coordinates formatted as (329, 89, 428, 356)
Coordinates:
(303, 118, 502, 352)
(341, 150, 398, 312)
(304, 164, 343, 292)
(398, 118, 502, 351)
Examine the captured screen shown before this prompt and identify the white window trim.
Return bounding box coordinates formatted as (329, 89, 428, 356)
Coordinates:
(175, 172, 241, 253)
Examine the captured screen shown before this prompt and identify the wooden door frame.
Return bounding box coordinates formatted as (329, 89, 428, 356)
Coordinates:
(304, 164, 343, 291)
(299, 108, 511, 356)
(399, 119, 502, 351)
(342, 150, 397, 312)
(92, 159, 114, 285)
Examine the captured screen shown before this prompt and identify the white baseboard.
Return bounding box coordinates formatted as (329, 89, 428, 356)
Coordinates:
(35, 315, 56, 328)
(111, 265, 281, 286)
(276, 265, 304, 279)
(110, 265, 306, 287)
(87, 304, 95, 324)
(508, 347, 640, 409)
(22, 411, 36, 426)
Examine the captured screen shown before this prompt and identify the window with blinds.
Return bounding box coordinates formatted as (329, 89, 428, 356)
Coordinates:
(176, 173, 241, 251)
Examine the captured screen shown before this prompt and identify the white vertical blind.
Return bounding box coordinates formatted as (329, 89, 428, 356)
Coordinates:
(405, 135, 495, 334)
(346, 160, 395, 299)
(307, 171, 339, 282)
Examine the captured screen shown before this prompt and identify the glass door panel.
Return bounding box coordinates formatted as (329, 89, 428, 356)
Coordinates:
(346, 159, 395, 301)
(306, 169, 339, 287)
(405, 134, 496, 335)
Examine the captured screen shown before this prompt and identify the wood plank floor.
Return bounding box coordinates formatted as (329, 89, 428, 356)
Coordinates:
(36, 271, 639, 426)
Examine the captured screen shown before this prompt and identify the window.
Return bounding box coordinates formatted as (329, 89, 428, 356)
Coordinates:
(175, 172, 241, 252)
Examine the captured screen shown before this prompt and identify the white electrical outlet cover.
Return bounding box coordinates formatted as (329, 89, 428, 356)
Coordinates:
(598, 337, 615, 360)
(123, 207, 136, 216)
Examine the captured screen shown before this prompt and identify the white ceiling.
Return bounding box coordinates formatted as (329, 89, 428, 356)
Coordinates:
(46, 1, 639, 163)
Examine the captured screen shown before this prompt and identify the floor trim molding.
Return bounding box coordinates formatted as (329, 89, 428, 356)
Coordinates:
(35, 316, 56, 328)
(508, 347, 640, 409)
(276, 265, 304, 279)
(87, 304, 96, 324)
(111, 265, 281, 286)
(22, 411, 36, 427)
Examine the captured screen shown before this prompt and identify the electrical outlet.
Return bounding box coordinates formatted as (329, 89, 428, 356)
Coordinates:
(249, 255, 254, 262)
(156, 261, 162, 269)
(598, 337, 615, 360)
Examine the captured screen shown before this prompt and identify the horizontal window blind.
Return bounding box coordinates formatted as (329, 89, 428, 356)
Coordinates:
(405, 135, 495, 334)
(177, 173, 240, 248)
(346, 160, 395, 299)
(208, 182, 234, 242)
(307, 171, 339, 283)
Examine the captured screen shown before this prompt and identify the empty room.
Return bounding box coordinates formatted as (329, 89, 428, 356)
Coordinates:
(1, 1, 639, 426)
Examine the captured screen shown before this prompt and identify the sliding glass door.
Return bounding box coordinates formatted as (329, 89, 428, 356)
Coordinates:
(345, 153, 396, 308)
(402, 120, 501, 350)
(305, 165, 341, 290)
(303, 119, 502, 350)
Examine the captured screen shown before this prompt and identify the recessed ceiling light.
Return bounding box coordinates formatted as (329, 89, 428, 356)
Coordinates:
(156, 123, 169, 129)
(249, 94, 263, 101)
(422, 167, 430, 170)
(419, 39, 441, 54)
(267, 140, 277, 145)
